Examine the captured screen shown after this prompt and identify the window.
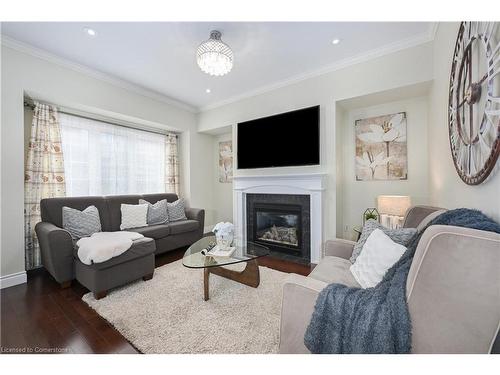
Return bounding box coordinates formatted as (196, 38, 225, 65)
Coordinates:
(60, 113, 167, 196)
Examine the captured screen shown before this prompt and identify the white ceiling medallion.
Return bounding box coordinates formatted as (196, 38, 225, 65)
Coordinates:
(196, 30, 233, 76)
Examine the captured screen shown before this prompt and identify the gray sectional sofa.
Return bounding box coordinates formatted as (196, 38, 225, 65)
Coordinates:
(35, 193, 204, 299)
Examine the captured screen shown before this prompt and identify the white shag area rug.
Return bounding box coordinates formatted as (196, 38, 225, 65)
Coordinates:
(82, 260, 289, 353)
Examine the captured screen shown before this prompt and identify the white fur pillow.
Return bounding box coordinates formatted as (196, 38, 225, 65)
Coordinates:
(350, 229, 406, 289)
(120, 203, 148, 230)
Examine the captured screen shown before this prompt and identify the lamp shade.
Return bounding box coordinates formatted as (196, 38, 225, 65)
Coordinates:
(377, 195, 411, 217)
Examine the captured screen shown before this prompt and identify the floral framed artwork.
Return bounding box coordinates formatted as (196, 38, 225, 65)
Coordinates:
(355, 112, 407, 181)
(218, 140, 233, 183)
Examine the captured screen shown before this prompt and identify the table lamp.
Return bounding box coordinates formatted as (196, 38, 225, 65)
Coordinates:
(377, 195, 411, 229)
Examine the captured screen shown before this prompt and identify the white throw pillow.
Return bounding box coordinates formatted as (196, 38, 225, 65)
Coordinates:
(120, 203, 148, 230)
(349, 228, 407, 289)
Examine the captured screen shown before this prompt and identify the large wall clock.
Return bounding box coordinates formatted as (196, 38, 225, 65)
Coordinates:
(448, 22, 500, 185)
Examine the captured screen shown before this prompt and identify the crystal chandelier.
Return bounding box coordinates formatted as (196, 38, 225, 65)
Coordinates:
(196, 30, 234, 76)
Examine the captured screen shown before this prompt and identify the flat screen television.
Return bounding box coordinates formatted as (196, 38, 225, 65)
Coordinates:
(237, 105, 320, 169)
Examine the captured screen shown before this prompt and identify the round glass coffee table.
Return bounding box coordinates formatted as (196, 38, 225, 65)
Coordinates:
(182, 236, 270, 301)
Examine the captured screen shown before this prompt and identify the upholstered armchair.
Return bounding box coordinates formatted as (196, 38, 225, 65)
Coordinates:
(279, 206, 500, 354)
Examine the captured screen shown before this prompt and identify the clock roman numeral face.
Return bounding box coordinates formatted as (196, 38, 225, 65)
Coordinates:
(448, 22, 500, 185)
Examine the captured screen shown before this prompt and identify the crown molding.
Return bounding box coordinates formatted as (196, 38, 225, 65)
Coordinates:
(200, 26, 438, 112)
(428, 22, 439, 40)
(0, 35, 198, 113)
(2, 23, 439, 115)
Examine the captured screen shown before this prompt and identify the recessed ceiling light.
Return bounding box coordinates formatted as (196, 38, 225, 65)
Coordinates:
(83, 27, 97, 37)
(205, 88, 211, 93)
(332, 38, 340, 45)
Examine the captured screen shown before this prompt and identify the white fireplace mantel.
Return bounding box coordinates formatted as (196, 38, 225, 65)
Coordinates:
(233, 173, 327, 263)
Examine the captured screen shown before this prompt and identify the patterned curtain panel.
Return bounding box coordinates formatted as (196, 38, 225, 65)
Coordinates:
(165, 134, 180, 195)
(24, 102, 66, 270)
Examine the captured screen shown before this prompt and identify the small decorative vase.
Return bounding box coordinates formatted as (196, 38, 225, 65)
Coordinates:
(216, 231, 233, 250)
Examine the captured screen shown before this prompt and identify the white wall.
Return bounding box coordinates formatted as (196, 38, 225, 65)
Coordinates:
(335, 107, 345, 238)
(339, 97, 430, 240)
(6, 23, 498, 283)
(198, 42, 434, 244)
(0, 45, 214, 279)
(185, 130, 217, 227)
(428, 23, 500, 221)
(212, 132, 234, 227)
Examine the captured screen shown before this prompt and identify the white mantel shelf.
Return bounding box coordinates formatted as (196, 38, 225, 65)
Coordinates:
(232, 172, 327, 181)
(233, 172, 327, 264)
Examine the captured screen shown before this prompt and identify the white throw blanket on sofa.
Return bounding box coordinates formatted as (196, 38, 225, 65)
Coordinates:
(76, 231, 145, 265)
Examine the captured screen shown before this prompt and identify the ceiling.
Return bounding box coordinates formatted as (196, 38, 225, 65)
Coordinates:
(1, 22, 434, 111)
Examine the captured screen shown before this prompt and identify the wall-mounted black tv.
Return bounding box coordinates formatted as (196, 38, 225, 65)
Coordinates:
(237, 105, 320, 169)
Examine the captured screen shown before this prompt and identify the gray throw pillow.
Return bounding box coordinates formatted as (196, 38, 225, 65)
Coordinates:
(139, 199, 169, 225)
(350, 219, 417, 263)
(167, 198, 187, 222)
(62, 205, 102, 239)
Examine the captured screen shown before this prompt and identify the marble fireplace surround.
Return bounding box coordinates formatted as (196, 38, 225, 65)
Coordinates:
(233, 173, 326, 264)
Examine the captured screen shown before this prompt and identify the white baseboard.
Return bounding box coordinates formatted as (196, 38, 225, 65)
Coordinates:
(204, 224, 214, 234)
(0, 271, 27, 289)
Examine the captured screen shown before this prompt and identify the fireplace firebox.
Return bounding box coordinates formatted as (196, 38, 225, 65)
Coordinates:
(246, 193, 310, 262)
(254, 203, 302, 253)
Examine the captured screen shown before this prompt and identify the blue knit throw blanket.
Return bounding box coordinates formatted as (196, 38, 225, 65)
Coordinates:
(304, 208, 500, 353)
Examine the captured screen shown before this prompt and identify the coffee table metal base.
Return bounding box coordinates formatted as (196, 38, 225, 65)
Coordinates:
(203, 259, 260, 301)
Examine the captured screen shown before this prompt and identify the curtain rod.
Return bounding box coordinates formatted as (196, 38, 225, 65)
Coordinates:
(23, 99, 179, 138)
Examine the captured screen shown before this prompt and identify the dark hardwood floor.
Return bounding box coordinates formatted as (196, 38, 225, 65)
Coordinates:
(0, 248, 314, 354)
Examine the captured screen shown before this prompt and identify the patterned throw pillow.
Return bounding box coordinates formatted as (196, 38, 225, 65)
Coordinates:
(120, 203, 148, 230)
(139, 199, 169, 225)
(167, 198, 187, 222)
(350, 219, 417, 264)
(62, 205, 102, 239)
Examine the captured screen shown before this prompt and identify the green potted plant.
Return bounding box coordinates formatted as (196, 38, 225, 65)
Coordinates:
(363, 208, 380, 224)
